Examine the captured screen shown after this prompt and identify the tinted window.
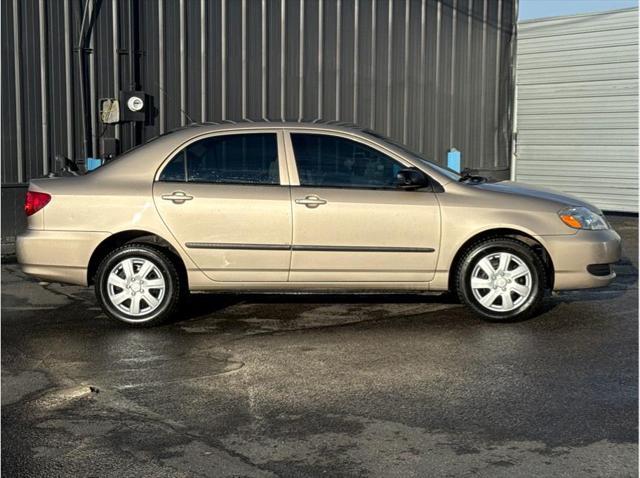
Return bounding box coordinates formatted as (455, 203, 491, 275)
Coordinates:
(159, 151, 186, 181)
(159, 133, 279, 184)
(291, 134, 403, 189)
(362, 129, 460, 181)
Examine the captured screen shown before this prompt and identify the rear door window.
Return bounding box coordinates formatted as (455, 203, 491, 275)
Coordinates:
(159, 133, 279, 185)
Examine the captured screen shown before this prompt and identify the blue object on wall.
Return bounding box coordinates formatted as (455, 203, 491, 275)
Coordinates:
(86, 158, 103, 171)
(447, 148, 461, 173)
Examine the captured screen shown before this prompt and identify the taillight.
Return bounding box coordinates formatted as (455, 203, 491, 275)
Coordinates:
(25, 191, 51, 216)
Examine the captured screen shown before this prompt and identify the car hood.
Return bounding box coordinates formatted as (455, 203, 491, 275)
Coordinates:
(474, 180, 603, 214)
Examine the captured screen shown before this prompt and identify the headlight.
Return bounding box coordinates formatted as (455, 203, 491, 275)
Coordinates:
(558, 206, 609, 230)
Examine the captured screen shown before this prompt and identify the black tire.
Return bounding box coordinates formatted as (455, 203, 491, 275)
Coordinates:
(95, 243, 183, 327)
(455, 237, 546, 322)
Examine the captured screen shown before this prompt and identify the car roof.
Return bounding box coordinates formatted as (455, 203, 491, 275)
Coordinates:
(158, 119, 374, 137)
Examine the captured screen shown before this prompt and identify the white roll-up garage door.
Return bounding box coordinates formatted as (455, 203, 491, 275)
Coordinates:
(514, 8, 638, 213)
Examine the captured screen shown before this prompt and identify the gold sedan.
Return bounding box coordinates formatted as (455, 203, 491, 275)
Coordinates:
(17, 123, 621, 326)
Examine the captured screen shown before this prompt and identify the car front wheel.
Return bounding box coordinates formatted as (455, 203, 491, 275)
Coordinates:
(95, 244, 183, 326)
(456, 238, 546, 321)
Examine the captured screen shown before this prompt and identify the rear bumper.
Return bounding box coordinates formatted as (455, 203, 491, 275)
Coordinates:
(540, 229, 622, 290)
(16, 229, 109, 286)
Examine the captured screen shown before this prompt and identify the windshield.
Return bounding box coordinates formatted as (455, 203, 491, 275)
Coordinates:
(362, 129, 461, 182)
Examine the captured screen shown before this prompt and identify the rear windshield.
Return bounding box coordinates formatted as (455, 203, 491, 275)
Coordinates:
(86, 130, 177, 173)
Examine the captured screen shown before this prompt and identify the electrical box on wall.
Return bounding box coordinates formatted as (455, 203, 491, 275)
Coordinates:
(99, 91, 149, 124)
(99, 98, 120, 124)
(119, 90, 148, 122)
(101, 137, 119, 160)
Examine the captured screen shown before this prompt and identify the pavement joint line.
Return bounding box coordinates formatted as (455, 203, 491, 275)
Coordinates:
(2, 306, 60, 311)
(41, 283, 91, 304)
(31, 384, 278, 476)
(113, 364, 247, 390)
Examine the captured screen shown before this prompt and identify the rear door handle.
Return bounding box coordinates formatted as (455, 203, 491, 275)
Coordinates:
(161, 191, 193, 204)
(295, 195, 327, 208)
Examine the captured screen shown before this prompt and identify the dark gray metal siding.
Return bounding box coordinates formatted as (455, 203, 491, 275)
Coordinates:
(1, 0, 516, 240)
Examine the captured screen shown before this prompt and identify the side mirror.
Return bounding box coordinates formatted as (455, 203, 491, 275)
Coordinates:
(396, 168, 429, 190)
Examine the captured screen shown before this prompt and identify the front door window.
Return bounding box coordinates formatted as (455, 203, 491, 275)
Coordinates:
(290, 133, 403, 189)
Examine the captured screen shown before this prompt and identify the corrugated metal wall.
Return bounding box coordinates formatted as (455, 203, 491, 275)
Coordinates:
(514, 8, 638, 213)
(1, 0, 517, 241)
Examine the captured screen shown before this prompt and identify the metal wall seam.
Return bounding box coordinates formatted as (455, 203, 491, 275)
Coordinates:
(352, 0, 358, 125)
(241, 0, 247, 120)
(12, 0, 23, 182)
(38, 0, 49, 175)
(298, 0, 304, 122)
(112, 0, 120, 141)
(261, 0, 267, 120)
(432, 0, 441, 159)
(335, 0, 341, 120)
(63, 0, 73, 159)
(75, 0, 88, 158)
(448, 0, 457, 149)
(128, 0, 136, 142)
(386, 0, 393, 135)
(158, 0, 165, 133)
(221, 0, 227, 120)
(201, 0, 206, 122)
(402, 0, 410, 144)
(418, 0, 426, 152)
(179, 0, 186, 126)
(493, 0, 503, 167)
(280, 0, 285, 121)
(464, 0, 473, 157)
(317, 0, 323, 120)
(479, 0, 488, 167)
(510, 72, 518, 183)
(89, 0, 97, 160)
(369, 0, 376, 129)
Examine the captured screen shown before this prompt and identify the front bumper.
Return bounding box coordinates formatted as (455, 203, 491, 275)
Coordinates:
(539, 229, 622, 290)
(17, 229, 110, 286)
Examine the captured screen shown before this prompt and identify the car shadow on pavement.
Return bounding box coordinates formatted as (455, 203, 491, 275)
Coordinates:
(170, 253, 638, 330)
(170, 290, 463, 331)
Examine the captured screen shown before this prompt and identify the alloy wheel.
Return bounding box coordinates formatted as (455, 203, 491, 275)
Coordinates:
(106, 257, 166, 318)
(470, 252, 533, 312)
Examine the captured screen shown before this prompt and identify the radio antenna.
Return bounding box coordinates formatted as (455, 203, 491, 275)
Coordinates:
(155, 82, 196, 125)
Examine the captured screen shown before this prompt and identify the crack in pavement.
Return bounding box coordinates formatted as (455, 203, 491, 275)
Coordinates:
(24, 384, 279, 477)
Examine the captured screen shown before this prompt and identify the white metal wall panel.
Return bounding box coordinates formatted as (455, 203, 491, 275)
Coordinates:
(515, 8, 639, 213)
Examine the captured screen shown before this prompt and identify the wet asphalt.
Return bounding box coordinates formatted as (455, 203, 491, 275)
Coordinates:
(1, 215, 638, 477)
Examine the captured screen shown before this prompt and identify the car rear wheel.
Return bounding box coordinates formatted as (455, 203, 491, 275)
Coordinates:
(456, 238, 546, 321)
(95, 244, 183, 326)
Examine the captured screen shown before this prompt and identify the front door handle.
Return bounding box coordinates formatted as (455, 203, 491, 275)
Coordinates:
(295, 195, 327, 208)
(161, 191, 194, 204)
